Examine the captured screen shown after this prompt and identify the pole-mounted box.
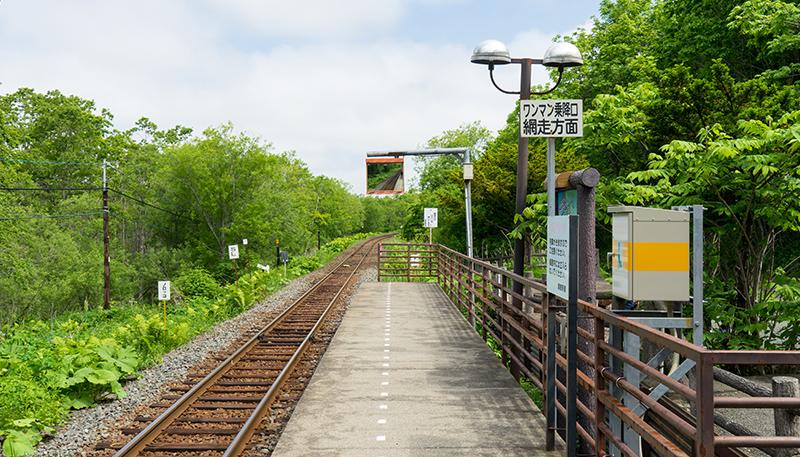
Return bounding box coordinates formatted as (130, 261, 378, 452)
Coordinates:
(608, 206, 689, 301)
(463, 163, 474, 180)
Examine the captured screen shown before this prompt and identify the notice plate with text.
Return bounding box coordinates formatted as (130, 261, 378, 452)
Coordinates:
(520, 99, 583, 138)
(547, 215, 571, 300)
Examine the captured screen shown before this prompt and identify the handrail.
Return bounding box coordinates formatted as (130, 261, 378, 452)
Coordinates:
(387, 242, 800, 457)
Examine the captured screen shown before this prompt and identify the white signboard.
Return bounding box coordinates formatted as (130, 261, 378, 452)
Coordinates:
(257, 263, 270, 272)
(423, 208, 438, 228)
(228, 244, 240, 260)
(547, 216, 571, 300)
(520, 99, 583, 138)
(158, 281, 171, 301)
(242, 238, 248, 245)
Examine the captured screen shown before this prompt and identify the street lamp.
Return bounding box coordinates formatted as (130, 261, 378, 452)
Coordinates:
(470, 39, 582, 295)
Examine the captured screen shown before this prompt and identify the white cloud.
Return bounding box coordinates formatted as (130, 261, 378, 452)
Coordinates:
(0, 1, 587, 193)
(203, 0, 406, 38)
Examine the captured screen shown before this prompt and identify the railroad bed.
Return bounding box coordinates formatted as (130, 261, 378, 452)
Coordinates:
(91, 235, 387, 457)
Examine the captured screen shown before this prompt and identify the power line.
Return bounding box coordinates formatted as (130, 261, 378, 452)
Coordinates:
(0, 211, 102, 221)
(0, 187, 102, 191)
(0, 157, 98, 166)
(109, 187, 197, 222)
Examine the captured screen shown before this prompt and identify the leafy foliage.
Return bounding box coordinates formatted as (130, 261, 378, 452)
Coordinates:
(0, 233, 371, 454)
(174, 268, 222, 300)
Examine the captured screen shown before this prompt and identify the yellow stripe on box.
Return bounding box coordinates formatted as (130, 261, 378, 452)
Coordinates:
(632, 242, 689, 272)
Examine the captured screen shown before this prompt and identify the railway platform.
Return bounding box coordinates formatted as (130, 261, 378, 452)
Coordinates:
(272, 282, 558, 457)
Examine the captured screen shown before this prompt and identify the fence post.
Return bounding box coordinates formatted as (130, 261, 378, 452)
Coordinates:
(773, 377, 800, 457)
(481, 265, 488, 341)
(407, 243, 411, 282)
(468, 257, 475, 327)
(428, 243, 432, 278)
(545, 291, 558, 450)
(501, 276, 509, 370)
(695, 353, 715, 457)
(456, 256, 463, 312)
(435, 245, 440, 283)
(377, 242, 382, 282)
(593, 314, 606, 457)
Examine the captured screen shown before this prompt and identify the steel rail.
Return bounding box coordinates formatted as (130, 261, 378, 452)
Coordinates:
(112, 235, 386, 457)
(222, 234, 379, 456)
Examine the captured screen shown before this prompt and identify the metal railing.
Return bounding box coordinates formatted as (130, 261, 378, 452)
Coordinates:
(381, 242, 800, 457)
(377, 242, 437, 282)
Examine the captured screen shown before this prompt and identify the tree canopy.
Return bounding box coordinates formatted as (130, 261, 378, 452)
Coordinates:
(411, 0, 800, 349)
(0, 89, 400, 325)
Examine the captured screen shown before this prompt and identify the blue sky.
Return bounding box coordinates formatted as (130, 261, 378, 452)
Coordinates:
(0, 1, 600, 191)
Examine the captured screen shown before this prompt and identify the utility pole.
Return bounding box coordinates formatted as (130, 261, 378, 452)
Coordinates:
(102, 159, 111, 310)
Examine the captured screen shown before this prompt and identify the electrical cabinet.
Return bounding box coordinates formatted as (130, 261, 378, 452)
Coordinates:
(609, 206, 689, 301)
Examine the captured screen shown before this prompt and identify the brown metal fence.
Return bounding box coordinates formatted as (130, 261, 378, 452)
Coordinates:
(377, 242, 437, 282)
(380, 242, 800, 457)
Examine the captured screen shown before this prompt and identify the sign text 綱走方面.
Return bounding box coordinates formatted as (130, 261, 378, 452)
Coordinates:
(520, 100, 583, 138)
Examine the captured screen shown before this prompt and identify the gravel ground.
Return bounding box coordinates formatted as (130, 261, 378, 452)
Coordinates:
(32, 244, 368, 457)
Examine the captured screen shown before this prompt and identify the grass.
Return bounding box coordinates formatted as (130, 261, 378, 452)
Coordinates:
(0, 233, 377, 456)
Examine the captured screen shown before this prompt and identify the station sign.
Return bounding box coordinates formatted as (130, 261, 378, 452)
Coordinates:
(228, 244, 240, 260)
(520, 99, 583, 138)
(423, 208, 438, 228)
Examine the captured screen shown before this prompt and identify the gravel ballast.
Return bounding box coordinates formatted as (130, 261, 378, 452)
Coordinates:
(33, 243, 371, 457)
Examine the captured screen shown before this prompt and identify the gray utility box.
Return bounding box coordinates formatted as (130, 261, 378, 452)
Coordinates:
(608, 206, 690, 302)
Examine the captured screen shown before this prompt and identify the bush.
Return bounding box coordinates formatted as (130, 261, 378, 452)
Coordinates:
(0, 377, 65, 456)
(0, 233, 373, 455)
(174, 268, 222, 299)
(113, 314, 189, 365)
(288, 256, 322, 275)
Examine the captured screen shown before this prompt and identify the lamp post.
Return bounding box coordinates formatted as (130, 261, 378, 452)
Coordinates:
(470, 39, 583, 305)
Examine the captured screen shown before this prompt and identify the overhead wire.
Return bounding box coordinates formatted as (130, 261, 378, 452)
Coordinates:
(0, 160, 197, 222)
(0, 211, 102, 221)
(0, 187, 102, 191)
(0, 157, 98, 166)
(109, 187, 198, 222)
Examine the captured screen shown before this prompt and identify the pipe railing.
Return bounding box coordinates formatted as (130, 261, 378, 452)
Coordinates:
(379, 242, 800, 457)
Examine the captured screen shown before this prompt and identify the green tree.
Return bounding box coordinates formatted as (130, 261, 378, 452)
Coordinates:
(608, 113, 800, 348)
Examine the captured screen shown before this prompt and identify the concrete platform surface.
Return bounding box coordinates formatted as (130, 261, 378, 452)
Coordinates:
(271, 282, 559, 457)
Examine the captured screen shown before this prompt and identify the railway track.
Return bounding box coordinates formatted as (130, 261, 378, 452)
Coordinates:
(97, 236, 387, 457)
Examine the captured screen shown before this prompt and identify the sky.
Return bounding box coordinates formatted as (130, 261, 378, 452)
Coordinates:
(0, 0, 600, 193)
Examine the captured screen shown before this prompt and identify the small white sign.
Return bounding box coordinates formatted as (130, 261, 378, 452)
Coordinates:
(158, 281, 170, 301)
(423, 208, 438, 228)
(242, 238, 248, 245)
(228, 244, 240, 260)
(520, 99, 583, 138)
(547, 216, 570, 300)
(257, 263, 270, 272)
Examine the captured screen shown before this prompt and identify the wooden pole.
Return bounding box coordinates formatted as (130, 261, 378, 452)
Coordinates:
(102, 159, 111, 310)
(773, 377, 800, 457)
